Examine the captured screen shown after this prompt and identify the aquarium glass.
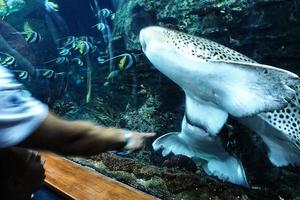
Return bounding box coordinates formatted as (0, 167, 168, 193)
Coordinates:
(1, 0, 300, 199)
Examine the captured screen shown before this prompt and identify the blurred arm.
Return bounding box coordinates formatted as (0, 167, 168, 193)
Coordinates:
(19, 112, 155, 156)
(19, 113, 125, 156)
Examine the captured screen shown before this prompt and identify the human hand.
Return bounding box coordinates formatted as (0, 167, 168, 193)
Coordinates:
(121, 131, 156, 153)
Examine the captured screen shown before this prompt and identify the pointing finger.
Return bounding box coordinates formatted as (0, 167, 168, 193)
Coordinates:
(143, 132, 156, 138)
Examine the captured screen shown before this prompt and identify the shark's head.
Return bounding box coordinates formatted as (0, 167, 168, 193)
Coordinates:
(139, 26, 187, 77)
(139, 26, 206, 65)
(139, 26, 211, 93)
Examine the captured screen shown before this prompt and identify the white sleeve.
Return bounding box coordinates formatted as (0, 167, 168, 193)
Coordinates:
(0, 67, 49, 148)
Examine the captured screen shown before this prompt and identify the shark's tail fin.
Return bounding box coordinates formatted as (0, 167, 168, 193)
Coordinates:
(152, 132, 249, 187)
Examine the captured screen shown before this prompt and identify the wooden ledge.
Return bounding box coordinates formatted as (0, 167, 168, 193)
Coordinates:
(39, 152, 156, 200)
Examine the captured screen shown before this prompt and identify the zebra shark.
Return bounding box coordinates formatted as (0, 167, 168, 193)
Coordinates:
(139, 26, 300, 186)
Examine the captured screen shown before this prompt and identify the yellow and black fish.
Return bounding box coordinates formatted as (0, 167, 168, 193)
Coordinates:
(58, 48, 71, 56)
(74, 41, 91, 55)
(97, 53, 135, 71)
(44, 57, 68, 65)
(26, 31, 42, 44)
(12, 21, 42, 44)
(72, 57, 84, 67)
(116, 53, 134, 71)
(56, 57, 68, 64)
(45, 0, 59, 12)
(23, 21, 42, 43)
(118, 54, 134, 71)
(36, 69, 56, 79)
(0, 52, 15, 68)
(11, 70, 30, 80)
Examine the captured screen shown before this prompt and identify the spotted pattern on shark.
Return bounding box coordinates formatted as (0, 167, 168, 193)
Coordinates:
(164, 29, 255, 63)
(263, 91, 300, 150)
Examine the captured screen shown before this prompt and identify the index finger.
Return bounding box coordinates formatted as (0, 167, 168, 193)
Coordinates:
(143, 132, 156, 138)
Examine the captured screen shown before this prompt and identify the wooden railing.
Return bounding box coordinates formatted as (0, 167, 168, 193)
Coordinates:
(39, 152, 157, 200)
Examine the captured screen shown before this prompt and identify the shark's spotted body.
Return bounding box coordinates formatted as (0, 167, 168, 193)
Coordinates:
(265, 101, 300, 149)
(139, 26, 300, 186)
(164, 30, 256, 63)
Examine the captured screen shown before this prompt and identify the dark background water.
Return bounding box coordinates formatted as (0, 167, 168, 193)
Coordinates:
(56, 0, 114, 36)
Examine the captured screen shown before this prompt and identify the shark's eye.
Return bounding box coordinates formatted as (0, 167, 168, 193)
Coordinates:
(263, 69, 268, 74)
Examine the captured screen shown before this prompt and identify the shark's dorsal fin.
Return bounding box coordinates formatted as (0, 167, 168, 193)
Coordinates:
(207, 60, 300, 117)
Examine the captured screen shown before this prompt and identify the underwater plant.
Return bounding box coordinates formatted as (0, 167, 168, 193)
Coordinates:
(85, 56, 92, 103)
(82, 97, 120, 126)
(0, 51, 15, 68)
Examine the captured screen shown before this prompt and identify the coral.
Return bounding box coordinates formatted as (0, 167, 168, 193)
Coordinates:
(121, 94, 160, 132)
(51, 99, 75, 116)
(174, 191, 219, 200)
(140, 176, 170, 198)
(136, 165, 162, 179)
(70, 151, 284, 200)
(82, 97, 121, 126)
(120, 94, 181, 134)
(162, 155, 197, 173)
(109, 171, 138, 184)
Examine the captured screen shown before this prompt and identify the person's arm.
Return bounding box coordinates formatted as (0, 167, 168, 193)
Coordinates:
(18, 112, 155, 156)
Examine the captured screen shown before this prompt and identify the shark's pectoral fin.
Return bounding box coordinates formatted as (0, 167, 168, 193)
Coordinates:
(152, 131, 249, 187)
(204, 156, 249, 187)
(185, 94, 228, 135)
(152, 132, 196, 157)
(210, 60, 299, 117)
(153, 117, 249, 186)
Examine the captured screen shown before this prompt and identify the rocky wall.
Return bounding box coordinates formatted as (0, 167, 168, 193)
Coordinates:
(112, 0, 300, 73)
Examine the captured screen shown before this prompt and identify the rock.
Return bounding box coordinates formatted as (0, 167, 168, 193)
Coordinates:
(162, 155, 198, 173)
